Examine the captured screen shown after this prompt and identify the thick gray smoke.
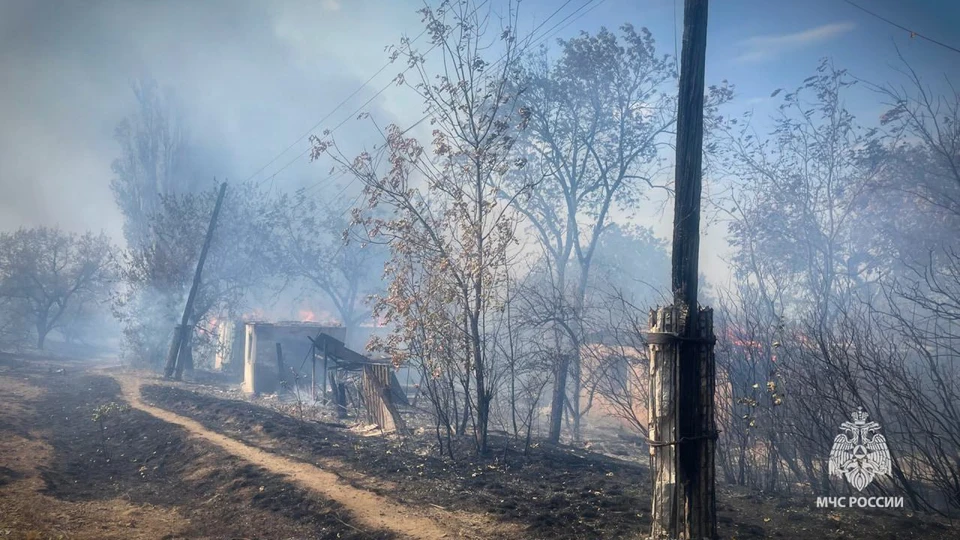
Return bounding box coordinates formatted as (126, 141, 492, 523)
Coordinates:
(0, 0, 422, 243)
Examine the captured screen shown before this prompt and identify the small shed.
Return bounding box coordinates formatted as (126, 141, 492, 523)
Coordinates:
(241, 322, 346, 395)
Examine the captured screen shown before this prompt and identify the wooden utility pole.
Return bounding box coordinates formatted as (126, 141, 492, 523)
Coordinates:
(648, 0, 717, 539)
(164, 181, 228, 380)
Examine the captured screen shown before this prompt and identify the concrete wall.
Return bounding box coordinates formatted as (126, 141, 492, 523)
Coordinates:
(242, 322, 347, 395)
(214, 321, 245, 378)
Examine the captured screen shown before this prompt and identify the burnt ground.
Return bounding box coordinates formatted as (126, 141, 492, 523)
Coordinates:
(2, 351, 956, 540)
(0, 355, 391, 539)
(141, 382, 959, 540)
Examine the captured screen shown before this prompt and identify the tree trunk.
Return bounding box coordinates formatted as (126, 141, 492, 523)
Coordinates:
(547, 261, 568, 444)
(35, 310, 51, 350)
(470, 309, 489, 454)
(548, 351, 569, 443)
(568, 266, 593, 443)
(174, 325, 194, 380)
(571, 347, 582, 443)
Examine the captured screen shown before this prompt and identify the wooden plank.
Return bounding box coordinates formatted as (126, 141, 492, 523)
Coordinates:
(322, 341, 329, 401)
(648, 306, 681, 538)
(361, 364, 409, 435)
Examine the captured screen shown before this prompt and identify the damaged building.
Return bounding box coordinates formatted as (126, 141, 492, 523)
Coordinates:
(212, 320, 411, 433)
(213, 320, 346, 394)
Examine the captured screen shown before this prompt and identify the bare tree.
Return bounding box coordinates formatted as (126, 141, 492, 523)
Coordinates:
(873, 49, 960, 193)
(270, 189, 389, 332)
(712, 57, 960, 517)
(115, 182, 279, 368)
(506, 25, 726, 442)
(312, 0, 528, 455)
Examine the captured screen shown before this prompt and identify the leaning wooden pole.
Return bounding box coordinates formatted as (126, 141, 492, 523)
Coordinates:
(648, 0, 717, 538)
(164, 181, 228, 380)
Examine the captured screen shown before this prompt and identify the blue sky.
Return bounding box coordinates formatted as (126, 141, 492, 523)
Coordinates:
(521, 0, 959, 121)
(510, 0, 960, 282)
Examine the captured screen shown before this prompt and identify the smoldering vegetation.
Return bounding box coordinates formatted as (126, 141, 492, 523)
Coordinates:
(1, 0, 958, 524)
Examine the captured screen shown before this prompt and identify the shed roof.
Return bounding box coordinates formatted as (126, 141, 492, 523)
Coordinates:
(245, 321, 344, 329)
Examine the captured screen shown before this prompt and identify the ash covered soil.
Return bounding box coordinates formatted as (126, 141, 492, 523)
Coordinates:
(141, 380, 958, 540)
(0, 355, 390, 539)
(1, 353, 956, 540)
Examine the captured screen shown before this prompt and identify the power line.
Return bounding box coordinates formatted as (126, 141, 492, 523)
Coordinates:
(251, 44, 438, 191)
(327, 0, 605, 259)
(365, 0, 587, 140)
(400, 0, 606, 137)
(348, 0, 599, 232)
(243, 26, 431, 189)
(296, 0, 592, 200)
(528, 0, 605, 44)
(253, 0, 500, 191)
(842, 0, 960, 55)
(259, 37, 444, 191)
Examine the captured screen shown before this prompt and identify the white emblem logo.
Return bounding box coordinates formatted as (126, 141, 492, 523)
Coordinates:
(829, 408, 891, 491)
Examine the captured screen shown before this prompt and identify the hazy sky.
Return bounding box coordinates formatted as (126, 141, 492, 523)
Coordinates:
(1, 0, 957, 285)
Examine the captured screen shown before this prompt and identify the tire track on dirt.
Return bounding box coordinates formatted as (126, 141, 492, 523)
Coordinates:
(112, 374, 456, 540)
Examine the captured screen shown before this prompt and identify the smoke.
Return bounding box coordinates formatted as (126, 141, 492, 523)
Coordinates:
(2, 0, 956, 294)
(0, 0, 423, 245)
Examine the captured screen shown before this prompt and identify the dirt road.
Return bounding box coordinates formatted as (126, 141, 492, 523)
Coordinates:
(112, 373, 459, 539)
(0, 358, 397, 538)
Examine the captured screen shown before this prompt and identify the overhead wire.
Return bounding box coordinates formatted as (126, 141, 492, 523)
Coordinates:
(269, 0, 607, 272)
(242, 26, 431, 189)
(842, 0, 960, 55)
(398, 0, 607, 137)
(293, 0, 595, 206)
(251, 0, 510, 191)
(321, 0, 601, 259)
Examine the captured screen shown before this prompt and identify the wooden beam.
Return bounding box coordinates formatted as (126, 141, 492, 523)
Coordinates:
(312, 344, 317, 401)
(322, 341, 329, 401)
(671, 0, 708, 312)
